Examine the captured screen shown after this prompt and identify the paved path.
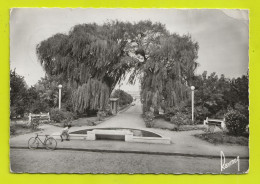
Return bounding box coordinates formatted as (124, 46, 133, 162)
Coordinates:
(96, 100, 146, 128)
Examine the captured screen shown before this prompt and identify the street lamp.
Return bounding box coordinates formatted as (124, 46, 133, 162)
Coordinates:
(191, 86, 195, 122)
(58, 84, 62, 110)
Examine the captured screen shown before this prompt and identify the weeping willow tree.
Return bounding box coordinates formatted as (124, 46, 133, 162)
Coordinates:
(71, 79, 110, 112)
(36, 21, 168, 113)
(140, 34, 199, 114)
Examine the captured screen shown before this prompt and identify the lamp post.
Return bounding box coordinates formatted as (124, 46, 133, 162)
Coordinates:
(191, 86, 195, 122)
(58, 84, 62, 110)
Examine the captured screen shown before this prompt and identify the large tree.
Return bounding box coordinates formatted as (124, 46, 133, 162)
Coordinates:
(10, 69, 28, 117)
(140, 34, 199, 114)
(29, 75, 73, 112)
(36, 21, 168, 113)
(37, 21, 199, 114)
(192, 72, 230, 120)
(192, 72, 248, 121)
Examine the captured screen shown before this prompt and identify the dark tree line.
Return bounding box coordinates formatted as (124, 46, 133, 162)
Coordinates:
(10, 70, 72, 118)
(192, 72, 249, 122)
(10, 70, 28, 117)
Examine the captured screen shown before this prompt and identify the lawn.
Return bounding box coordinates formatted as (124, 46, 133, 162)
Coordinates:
(10, 123, 41, 137)
(50, 116, 103, 127)
(50, 104, 131, 128)
(194, 132, 249, 146)
(152, 118, 206, 131)
(71, 117, 103, 127)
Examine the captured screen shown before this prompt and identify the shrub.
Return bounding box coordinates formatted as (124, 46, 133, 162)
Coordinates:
(97, 110, 107, 121)
(50, 108, 75, 124)
(30, 117, 40, 129)
(111, 89, 133, 106)
(10, 124, 16, 135)
(170, 112, 193, 130)
(143, 111, 155, 128)
(152, 121, 177, 131)
(224, 110, 248, 136)
(10, 123, 32, 135)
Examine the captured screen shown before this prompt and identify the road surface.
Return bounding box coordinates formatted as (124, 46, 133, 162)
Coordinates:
(10, 149, 248, 174)
(97, 99, 146, 128)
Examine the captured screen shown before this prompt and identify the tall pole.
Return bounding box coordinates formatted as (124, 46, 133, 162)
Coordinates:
(191, 86, 195, 122)
(58, 84, 62, 110)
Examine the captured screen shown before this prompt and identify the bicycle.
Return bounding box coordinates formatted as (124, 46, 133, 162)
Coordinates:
(28, 133, 57, 150)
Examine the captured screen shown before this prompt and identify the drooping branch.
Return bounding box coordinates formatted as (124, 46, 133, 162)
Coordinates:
(36, 21, 199, 114)
(140, 34, 199, 113)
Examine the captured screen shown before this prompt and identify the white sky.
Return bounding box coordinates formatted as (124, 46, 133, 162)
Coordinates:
(10, 8, 249, 92)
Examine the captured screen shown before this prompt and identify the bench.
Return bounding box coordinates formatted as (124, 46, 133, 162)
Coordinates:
(28, 112, 50, 124)
(203, 117, 226, 133)
(87, 129, 133, 141)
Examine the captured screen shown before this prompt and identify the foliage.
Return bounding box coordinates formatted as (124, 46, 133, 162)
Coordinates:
(10, 69, 28, 118)
(194, 132, 248, 146)
(10, 123, 40, 136)
(10, 124, 16, 135)
(170, 112, 193, 130)
(111, 89, 133, 106)
(228, 75, 249, 122)
(30, 117, 41, 130)
(229, 75, 249, 107)
(35, 20, 248, 123)
(50, 108, 75, 124)
(71, 79, 110, 113)
(224, 110, 248, 136)
(24, 75, 73, 114)
(192, 72, 249, 122)
(10, 69, 58, 116)
(97, 110, 107, 121)
(143, 111, 155, 128)
(163, 101, 191, 120)
(152, 120, 177, 131)
(36, 21, 168, 113)
(140, 34, 199, 114)
(192, 72, 228, 120)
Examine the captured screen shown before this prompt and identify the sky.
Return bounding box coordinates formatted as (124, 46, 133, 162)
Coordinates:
(10, 8, 249, 92)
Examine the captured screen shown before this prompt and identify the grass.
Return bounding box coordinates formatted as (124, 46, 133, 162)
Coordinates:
(194, 132, 248, 146)
(50, 104, 132, 128)
(151, 118, 205, 131)
(152, 120, 177, 130)
(10, 123, 41, 137)
(178, 125, 205, 131)
(71, 117, 103, 127)
(50, 116, 103, 127)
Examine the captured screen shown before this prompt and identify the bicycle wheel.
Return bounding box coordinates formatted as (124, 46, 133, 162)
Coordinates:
(45, 137, 57, 150)
(28, 137, 39, 149)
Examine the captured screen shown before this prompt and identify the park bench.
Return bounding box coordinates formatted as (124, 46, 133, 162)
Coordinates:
(28, 112, 50, 125)
(87, 129, 133, 141)
(203, 117, 226, 133)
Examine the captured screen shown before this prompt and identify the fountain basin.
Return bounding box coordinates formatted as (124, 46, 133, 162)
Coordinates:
(51, 127, 171, 144)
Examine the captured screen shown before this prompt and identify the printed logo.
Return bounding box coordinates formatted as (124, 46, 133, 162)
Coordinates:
(220, 151, 240, 172)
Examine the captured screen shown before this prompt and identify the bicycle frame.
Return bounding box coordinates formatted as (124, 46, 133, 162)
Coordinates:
(34, 134, 49, 145)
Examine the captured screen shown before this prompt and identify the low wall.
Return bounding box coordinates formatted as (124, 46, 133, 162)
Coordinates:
(51, 128, 171, 144)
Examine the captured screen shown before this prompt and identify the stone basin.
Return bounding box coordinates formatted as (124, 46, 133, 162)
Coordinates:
(51, 127, 171, 144)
